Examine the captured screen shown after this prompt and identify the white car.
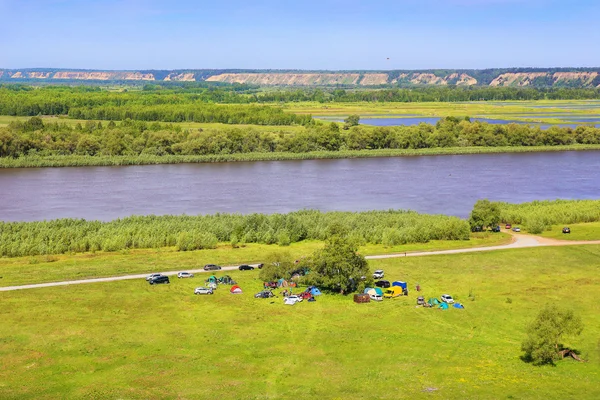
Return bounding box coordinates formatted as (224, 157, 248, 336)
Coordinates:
(373, 270, 384, 279)
(369, 293, 383, 302)
(440, 294, 455, 304)
(194, 287, 214, 295)
(177, 272, 194, 278)
(284, 295, 303, 304)
(146, 273, 163, 281)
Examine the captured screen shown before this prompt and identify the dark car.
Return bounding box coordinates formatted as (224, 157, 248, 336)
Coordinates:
(375, 280, 391, 288)
(257, 263, 264, 269)
(239, 264, 255, 271)
(491, 225, 501, 232)
(203, 264, 222, 271)
(472, 226, 483, 232)
(562, 227, 571, 234)
(149, 275, 170, 285)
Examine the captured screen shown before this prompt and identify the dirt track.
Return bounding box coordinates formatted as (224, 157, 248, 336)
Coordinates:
(1, 233, 599, 292)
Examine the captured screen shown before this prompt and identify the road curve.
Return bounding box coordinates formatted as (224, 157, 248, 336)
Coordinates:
(1, 234, 599, 292)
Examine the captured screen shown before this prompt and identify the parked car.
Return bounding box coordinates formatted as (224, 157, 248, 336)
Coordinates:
(257, 263, 264, 269)
(177, 272, 194, 278)
(375, 280, 391, 288)
(440, 294, 455, 304)
(194, 287, 214, 295)
(369, 293, 383, 301)
(238, 264, 254, 271)
(505, 223, 512, 229)
(512, 227, 521, 232)
(146, 273, 163, 281)
(254, 290, 274, 299)
(149, 275, 170, 285)
(373, 269, 385, 279)
(492, 225, 501, 232)
(203, 264, 221, 271)
(472, 226, 483, 232)
(563, 227, 571, 234)
(284, 295, 303, 304)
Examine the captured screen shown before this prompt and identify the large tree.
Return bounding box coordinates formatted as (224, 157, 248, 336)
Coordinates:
(521, 304, 583, 365)
(469, 199, 501, 231)
(305, 236, 372, 293)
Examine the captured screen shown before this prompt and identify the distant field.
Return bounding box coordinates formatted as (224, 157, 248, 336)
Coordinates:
(0, 115, 304, 133)
(285, 100, 600, 123)
(1, 244, 599, 399)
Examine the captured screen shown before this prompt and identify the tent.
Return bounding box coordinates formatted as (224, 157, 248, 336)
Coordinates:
(392, 281, 407, 290)
(428, 298, 441, 306)
(365, 287, 383, 296)
(384, 286, 403, 298)
(207, 275, 217, 283)
(307, 286, 322, 296)
(439, 302, 449, 310)
(284, 297, 296, 305)
(230, 285, 243, 294)
(453, 303, 465, 309)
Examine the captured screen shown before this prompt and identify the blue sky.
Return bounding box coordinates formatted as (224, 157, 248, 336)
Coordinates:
(0, 0, 599, 70)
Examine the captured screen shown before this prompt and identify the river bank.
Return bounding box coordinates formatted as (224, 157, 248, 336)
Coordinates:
(2, 144, 600, 168)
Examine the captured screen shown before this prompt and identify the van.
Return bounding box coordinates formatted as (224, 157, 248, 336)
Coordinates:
(149, 275, 170, 285)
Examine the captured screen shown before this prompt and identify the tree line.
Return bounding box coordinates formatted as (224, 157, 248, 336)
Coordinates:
(2, 86, 600, 118)
(2, 117, 600, 159)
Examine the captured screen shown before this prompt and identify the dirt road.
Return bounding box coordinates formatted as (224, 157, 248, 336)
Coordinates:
(1, 233, 599, 292)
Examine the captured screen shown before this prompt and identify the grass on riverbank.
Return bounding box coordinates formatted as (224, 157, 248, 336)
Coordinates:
(0, 233, 510, 287)
(2, 145, 600, 168)
(1, 245, 599, 399)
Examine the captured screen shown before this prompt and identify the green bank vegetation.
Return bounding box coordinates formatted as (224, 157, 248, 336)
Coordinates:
(1, 245, 599, 398)
(0, 210, 470, 258)
(498, 199, 600, 233)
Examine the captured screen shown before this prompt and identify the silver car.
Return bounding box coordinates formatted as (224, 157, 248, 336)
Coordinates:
(177, 272, 194, 278)
(194, 287, 214, 295)
(146, 273, 163, 281)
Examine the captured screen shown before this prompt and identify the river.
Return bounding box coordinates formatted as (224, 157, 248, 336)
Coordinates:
(0, 151, 598, 222)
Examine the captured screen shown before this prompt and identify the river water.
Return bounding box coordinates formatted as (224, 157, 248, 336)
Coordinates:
(0, 151, 599, 222)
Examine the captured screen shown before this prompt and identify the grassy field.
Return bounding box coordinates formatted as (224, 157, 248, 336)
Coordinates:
(537, 222, 600, 241)
(1, 244, 599, 399)
(284, 100, 600, 123)
(0, 115, 305, 133)
(0, 233, 510, 287)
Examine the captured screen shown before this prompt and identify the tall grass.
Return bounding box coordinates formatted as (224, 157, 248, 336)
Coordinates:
(0, 210, 470, 257)
(499, 199, 600, 233)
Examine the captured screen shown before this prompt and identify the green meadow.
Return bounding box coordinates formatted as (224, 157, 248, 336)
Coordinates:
(0, 232, 510, 287)
(1, 244, 599, 399)
(537, 222, 600, 241)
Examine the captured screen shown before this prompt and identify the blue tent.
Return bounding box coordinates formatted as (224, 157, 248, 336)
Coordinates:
(308, 286, 322, 296)
(439, 302, 449, 310)
(392, 281, 407, 290)
(453, 303, 465, 309)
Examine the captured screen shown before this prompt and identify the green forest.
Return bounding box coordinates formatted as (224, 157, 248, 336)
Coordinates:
(2, 116, 599, 159)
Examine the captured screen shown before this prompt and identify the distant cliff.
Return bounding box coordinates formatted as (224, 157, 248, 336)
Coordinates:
(1, 68, 600, 87)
